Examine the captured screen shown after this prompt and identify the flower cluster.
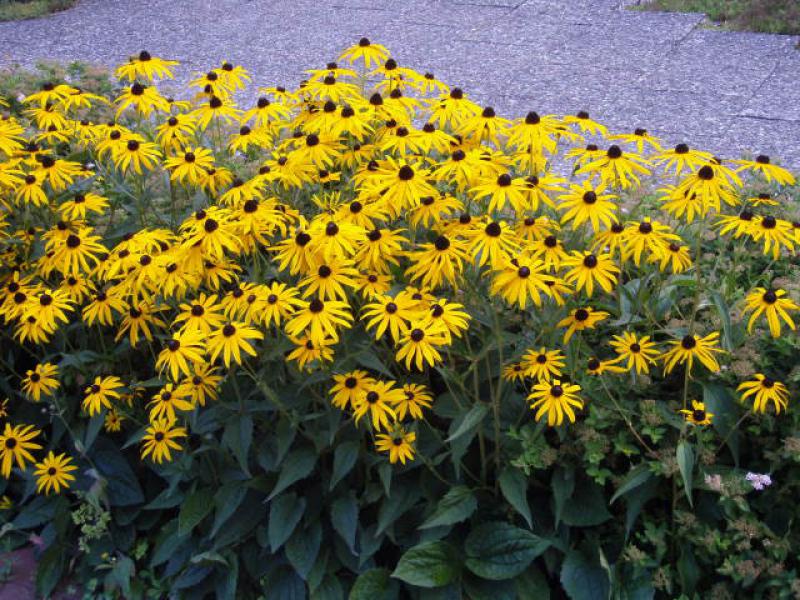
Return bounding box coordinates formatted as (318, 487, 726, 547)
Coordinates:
(0, 39, 797, 491)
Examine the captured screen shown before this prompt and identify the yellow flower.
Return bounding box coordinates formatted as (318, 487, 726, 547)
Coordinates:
(743, 287, 798, 338)
(208, 322, 264, 367)
(609, 332, 659, 374)
(528, 379, 583, 426)
(738, 374, 790, 414)
(395, 320, 449, 371)
(557, 307, 609, 343)
(83, 376, 125, 416)
(562, 251, 619, 297)
(285, 298, 353, 344)
(156, 330, 207, 380)
(0, 423, 42, 477)
(679, 400, 714, 426)
(149, 384, 194, 422)
(661, 332, 724, 375)
(330, 371, 375, 410)
(557, 181, 617, 231)
(375, 425, 416, 465)
(352, 380, 403, 431)
(21, 363, 59, 401)
(520, 347, 565, 382)
(141, 419, 187, 464)
(34, 452, 77, 495)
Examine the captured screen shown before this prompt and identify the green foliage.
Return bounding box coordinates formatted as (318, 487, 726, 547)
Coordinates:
(639, 0, 800, 35)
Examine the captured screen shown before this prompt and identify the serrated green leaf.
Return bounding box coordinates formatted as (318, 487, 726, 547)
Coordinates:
(178, 488, 214, 535)
(268, 493, 306, 552)
(498, 468, 532, 528)
(286, 520, 321, 579)
(464, 521, 549, 580)
(419, 485, 477, 530)
(392, 541, 460, 588)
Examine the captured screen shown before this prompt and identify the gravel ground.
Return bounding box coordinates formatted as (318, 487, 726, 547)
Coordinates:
(0, 0, 798, 169)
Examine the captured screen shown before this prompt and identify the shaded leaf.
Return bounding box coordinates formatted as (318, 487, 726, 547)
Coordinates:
(419, 485, 477, 530)
(498, 468, 532, 528)
(464, 521, 549, 581)
(392, 541, 460, 588)
(268, 492, 306, 552)
(330, 440, 359, 490)
(331, 493, 358, 554)
(269, 446, 316, 499)
(560, 549, 610, 600)
(178, 488, 214, 536)
(676, 441, 694, 507)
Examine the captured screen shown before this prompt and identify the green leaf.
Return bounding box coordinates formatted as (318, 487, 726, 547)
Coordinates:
(676, 441, 694, 507)
(377, 484, 419, 535)
(330, 440, 359, 490)
(331, 493, 358, 554)
(313, 574, 346, 600)
(211, 483, 248, 537)
(178, 488, 215, 536)
(561, 478, 611, 527)
(709, 291, 735, 350)
(446, 404, 489, 443)
(90, 438, 144, 506)
(610, 464, 652, 505)
(498, 468, 532, 528)
(464, 521, 549, 580)
(36, 543, 65, 598)
(702, 383, 740, 465)
(551, 467, 574, 527)
(392, 541, 460, 588)
(286, 520, 322, 578)
(150, 520, 186, 567)
(419, 485, 477, 530)
(269, 446, 316, 499)
(213, 491, 266, 548)
(108, 554, 135, 597)
(268, 492, 306, 552)
(223, 414, 253, 476)
(515, 565, 550, 600)
(83, 412, 105, 452)
(560, 549, 610, 600)
(355, 350, 394, 378)
(349, 568, 398, 600)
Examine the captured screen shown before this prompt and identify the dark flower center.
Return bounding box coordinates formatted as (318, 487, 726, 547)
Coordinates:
(675, 143, 689, 154)
(366, 391, 379, 403)
(544, 235, 558, 248)
(309, 299, 324, 313)
(482, 106, 495, 118)
(345, 377, 357, 389)
(761, 216, 776, 229)
(575, 309, 589, 321)
(639, 221, 653, 234)
(518, 266, 531, 279)
(435, 236, 450, 251)
(763, 290, 777, 304)
(762, 377, 774, 388)
(756, 155, 770, 164)
(583, 254, 598, 268)
(697, 166, 714, 180)
(318, 265, 332, 278)
(630, 343, 641, 353)
(536, 354, 548, 364)
(222, 324, 236, 337)
(583, 191, 597, 204)
(243, 199, 258, 213)
(385, 302, 398, 314)
(398, 165, 414, 181)
(5, 438, 16, 449)
(681, 335, 696, 349)
(692, 410, 706, 422)
(30, 373, 41, 382)
(485, 222, 502, 237)
(204, 219, 219, 233)
(607, 145, 622, 159)
(550, 385, 564, 397)
(191, 304, 205, 316)
(497, 173, 511, 187)
(410, 329, 424, 342)
(588, 358, 600, 370)
(66, 234, 81, 248)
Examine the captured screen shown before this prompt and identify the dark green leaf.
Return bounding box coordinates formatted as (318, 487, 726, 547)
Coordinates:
(498, 468, 532, 528)
(313, 574, 345, 600)
(330, 440, 359, 490)
(551, 467, 574, 527)
(702, 383, 740, 465)
(269, 446, 316, 499)
(560, 549, 610, 600)
(90, 438, 144, 506)
(392, 541, 460, 588)
(676, 441, 694, 507)
(419, 485, 477, 530)
(464, 521, 549, 580)
(36, 543, 65, 598)
(223, 414, 253, 476)
(211, 483, 248, 537)
(286, 520, 322, 578)
(331, 493, 358, 554)
(561, 478, 611, 527)
(268, 492, 306, 552)
(178, 488, 215, 536)
(610, 465, 652, 505)
(349, 568, 398, 600)
(446, 404, 488, 443)
(150, 520, 187, 567)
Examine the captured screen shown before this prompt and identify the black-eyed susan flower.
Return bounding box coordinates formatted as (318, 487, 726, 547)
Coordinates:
(528, 379, 583, 426)
(490, 253, 551, 309)
(164, 147, 215, 185)
(562, 251, 619, 297)
(520, 347, 565, 381)
(141, 418, 187, 464)
(557, 307, 609, 343)
(470, 172, 527, 213)
(104, 409, 124, 432)
(149, 384, 193, 422)
(425, 299, 470, 342)
(361, 294, 418, 341)
(116, 302, 166, 347)
(734, 155, 795, 186)
(285, 298, 353, 344)
(405, 235, 470, 290)
(21, 363, 59, 401)
(33, 452, 77, 494)
(661, 332, 724, 375)
(586, 356, 626, 376)
(502, 363, 527, 383)
(557, 181, 618, 232)
(749, 215, 795, 259)
(115, 51, 178, 81)
(0, 423, 42, 477)
(738, 374, 790, 414)
(395, 384, 432, 420)
(375, 425, 416, 465)
(352, 380, 402, 431)
(156, 330, 206, 380)
(609, 332, 659, 374)
(679, 400, 714, 426)
(654, 143, 713, 176)
(83, 376, 124, 416)
(207, 322, 263, 367)
(329, 370, 375, 410)
(178, 364, 222, 407)
(743, 287, 798, 338)
(396, 319, 449, 371)
(286, 334, 336, 370)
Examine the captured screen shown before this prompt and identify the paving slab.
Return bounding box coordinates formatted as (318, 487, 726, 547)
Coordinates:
(0, 0, 797, 170)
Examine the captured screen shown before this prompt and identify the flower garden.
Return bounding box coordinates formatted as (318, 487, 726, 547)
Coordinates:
(0, 40, 798, 598)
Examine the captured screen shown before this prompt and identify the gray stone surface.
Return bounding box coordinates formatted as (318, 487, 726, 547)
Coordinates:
(0, 0, 797, 170)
